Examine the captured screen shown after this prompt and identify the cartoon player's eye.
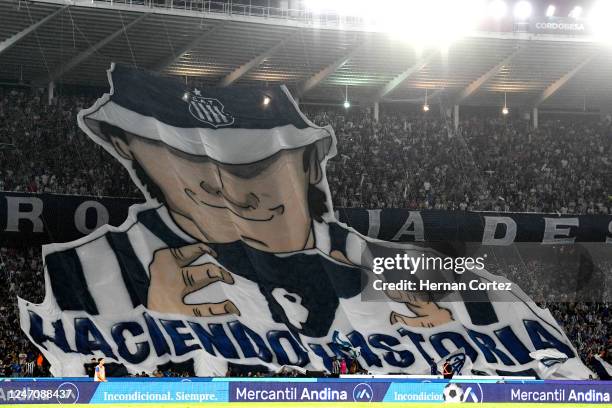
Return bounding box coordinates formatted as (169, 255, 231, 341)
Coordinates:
(284, 294, 297, 303)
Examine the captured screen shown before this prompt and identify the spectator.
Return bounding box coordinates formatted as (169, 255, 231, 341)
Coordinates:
(340, 358, 347, 375)
(24, 358, 35, 377)
(331, 357, 341, 376)
(11, 359, 21, 377)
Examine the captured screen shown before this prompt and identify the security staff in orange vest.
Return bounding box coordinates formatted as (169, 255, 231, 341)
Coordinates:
(442, 359, 453, 379)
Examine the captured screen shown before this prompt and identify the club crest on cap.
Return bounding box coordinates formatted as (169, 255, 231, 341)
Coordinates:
(185, 88, 234, 128)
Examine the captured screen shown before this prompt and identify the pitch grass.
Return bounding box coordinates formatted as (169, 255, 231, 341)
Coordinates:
(7, 404, 612, 408)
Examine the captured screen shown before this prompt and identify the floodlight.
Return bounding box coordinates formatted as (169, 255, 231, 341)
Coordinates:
(545, 4, 555, 17)
(488, 0, 507, 19)
(569, 5, 582, 19)
(343, 84, 350, 109)
(589, 1, 612, 43)
(514, 1, 532, 20)
(502, 92, 509, 115)
(263, 96, 271, 106)
(423, 89, 429, 112)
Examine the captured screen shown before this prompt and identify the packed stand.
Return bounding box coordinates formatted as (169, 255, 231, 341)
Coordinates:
(547, 302, 611, 380)
(0, 247, 49, 377)
(304, 108, 611, 213)
(0, 87, 137, 197)
(460, 116, 611, 214)
(0, 87, 610, 214)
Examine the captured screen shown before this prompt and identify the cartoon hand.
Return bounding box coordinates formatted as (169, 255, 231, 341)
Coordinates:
(386, 289, 453, 328)
(147, 243, 240, 317)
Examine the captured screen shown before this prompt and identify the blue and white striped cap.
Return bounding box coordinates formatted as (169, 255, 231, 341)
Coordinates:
(78, 63, 333, 165)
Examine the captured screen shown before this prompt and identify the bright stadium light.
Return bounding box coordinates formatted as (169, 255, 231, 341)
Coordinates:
(590, 1, 612, 43)
(307, 0, 486, 48)
(423, 89, 430, 112)
(502, 92, 509, 115)
(569, 5, 583, 19)
(545, 4, 556, 17)
(488, 0, 507, 19)
(263, 95, 271, 106)
(514, 1, 532, 20)
(343, 85, 351, 109)
(182, 92, 190, 102)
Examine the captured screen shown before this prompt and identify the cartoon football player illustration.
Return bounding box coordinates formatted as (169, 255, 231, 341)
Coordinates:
(70, 64, 452, 336)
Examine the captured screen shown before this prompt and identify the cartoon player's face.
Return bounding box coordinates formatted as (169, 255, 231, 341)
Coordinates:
(110, 133, 321, 253)
(108, 129, 453, 329)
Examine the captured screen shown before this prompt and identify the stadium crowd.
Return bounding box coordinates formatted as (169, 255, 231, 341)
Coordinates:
(0, 247, 50, 377)
(307, 107, 611, 213)
(0, 86, 610, 378)
(0, 88, 134, 197)
(1, 87, 610, 213)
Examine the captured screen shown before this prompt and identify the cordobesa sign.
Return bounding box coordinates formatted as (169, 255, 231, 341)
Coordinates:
(531, 17, 590, 34)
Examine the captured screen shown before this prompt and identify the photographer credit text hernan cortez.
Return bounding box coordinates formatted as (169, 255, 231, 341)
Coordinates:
(370, 253, 513, 293)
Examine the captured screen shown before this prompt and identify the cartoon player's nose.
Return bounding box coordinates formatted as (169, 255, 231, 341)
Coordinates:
(200, 181, 260, 211)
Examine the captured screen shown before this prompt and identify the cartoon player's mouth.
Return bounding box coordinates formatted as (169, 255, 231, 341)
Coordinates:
(185, 188, 284, 222)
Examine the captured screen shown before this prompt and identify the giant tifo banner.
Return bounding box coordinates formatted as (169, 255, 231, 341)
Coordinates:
(1, 191, 611, 245)
(17, 64, 602, 378)
(0, 378, 610, 404)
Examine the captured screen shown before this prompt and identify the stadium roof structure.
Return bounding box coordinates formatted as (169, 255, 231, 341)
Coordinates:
(1, 0, 611, 112)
